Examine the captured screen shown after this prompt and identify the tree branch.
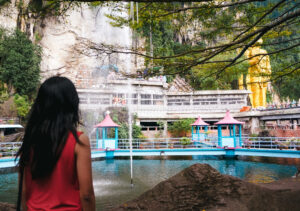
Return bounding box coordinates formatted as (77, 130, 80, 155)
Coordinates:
(155, 0, 267, 18)
(74, 0, 214, 3)
(271, 65, 300, 83)
(196, 8, 300, 73)
(232, 0, 287, 42)
(213, 42, 300, 69)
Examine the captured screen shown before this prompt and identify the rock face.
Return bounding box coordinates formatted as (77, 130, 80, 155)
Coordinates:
(111, 164, 300, 211)
(0, 1, 137, 88)
(39, 4, 135, 87)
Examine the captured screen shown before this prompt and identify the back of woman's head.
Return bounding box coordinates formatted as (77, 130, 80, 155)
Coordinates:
(17, 76, 80, 179)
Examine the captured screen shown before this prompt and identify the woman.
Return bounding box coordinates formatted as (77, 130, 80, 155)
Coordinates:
(16, 76, 95, 211)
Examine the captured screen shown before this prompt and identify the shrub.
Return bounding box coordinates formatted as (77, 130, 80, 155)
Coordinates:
(180, 137, 191, 145)
(168, 118, 194, 137)
(13, 94, 31, 119)
(0, 29, 41, 97)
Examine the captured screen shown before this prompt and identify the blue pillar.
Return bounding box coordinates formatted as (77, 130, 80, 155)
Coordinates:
(204, 126, 208, 139)
(196, 126, 200, 141)
(191, 126, 195, 146)
(204, 126, 208, 132)
(96, 128, 99, 149)
(239, 124, 242, 147)
(218, 125, 222, 147)
(191, 126, 194, 139)
(102, 128, 106, 149)
(233, 124, 236, 147)
(115, 127, 118, 149)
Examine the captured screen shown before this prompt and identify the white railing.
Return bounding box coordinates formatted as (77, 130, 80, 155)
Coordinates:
(117, 137, 219, 150)
(91, 137, 300, 151)
(1, 137, 300, 158)
(240, 137, 300, 150)
(0, 142, 22, 157)
(0, 117, 20, 124)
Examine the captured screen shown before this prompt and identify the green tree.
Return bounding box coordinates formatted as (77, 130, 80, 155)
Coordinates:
(264, 17, 300, 100)
(118, 123, 129, 140)
(3, 1, 299, 99)
(92, 1, 299, 98)
(168, 118, 194, 137)
(0, 0, 10, 7)
(186, 52, 249, 90)
(0, 29, 41, 97)
(106, 107, 142, 140)
(273, 73, 300, 101)
(13, 94, 31, 120)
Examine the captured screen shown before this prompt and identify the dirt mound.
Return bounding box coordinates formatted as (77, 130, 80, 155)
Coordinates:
(110, 163, 300, 211)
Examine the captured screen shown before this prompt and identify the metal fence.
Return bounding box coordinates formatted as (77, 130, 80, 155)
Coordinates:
(116, 137, 219, 150)
(90, 137, 300, 150)
(1, 137, 300, 158)
(0, 117, 20, 124)
(240, 137, 300, 150)
(0, 142, 22, 157)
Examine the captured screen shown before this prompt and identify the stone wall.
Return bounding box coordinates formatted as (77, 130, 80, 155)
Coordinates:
(269, 129, 300, 138)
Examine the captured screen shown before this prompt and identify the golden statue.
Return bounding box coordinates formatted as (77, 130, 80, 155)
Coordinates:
(239, 38, 271, 108)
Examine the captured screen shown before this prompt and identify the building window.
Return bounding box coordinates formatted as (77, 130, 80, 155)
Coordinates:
(153, 94, 164, 105)
(112, 93, 126, 105)
(79, 97, 88, 104)
(167, 96, 190, 106)
(193, 97, 217, 105)
(141, 94, 152, 105)
(131, 94, 138, 104)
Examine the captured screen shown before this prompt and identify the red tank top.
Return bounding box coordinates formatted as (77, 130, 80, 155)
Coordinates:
(25, 132, 83, 211)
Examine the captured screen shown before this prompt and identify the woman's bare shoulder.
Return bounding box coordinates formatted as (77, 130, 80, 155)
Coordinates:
(78, 133, 90, 146)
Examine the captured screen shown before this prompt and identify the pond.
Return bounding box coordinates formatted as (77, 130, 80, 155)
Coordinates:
(0, 156, 298, 210)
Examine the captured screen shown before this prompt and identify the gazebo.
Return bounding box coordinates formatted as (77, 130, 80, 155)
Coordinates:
(94, 113, 119, 150)
(214, 110, 244, 148)
(191, 116, 209, 146)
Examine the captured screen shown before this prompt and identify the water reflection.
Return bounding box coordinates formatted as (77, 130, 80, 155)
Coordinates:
(0, 156, 298, 210)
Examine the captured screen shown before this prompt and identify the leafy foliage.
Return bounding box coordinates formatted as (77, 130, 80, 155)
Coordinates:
(0, 28, 41, 119)
(264, 14, 300, 100)
(180, 137, 191, 145)
(0, 29, 41, 97)
(107, 107, 142, 140)
(0, 85, 9, 103)
(117, 123, 142, 140)
(0, 0, 10, 7)
(102, 1, 299, 98)
(168, 118, 194, 137)
(273, 72, 300, 100)
(186, 52, 249, 90)
(13, 94, 31, 119)
(28, 0, 81, 17)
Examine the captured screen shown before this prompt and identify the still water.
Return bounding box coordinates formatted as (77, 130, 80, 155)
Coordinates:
(0, 156, 298, 210)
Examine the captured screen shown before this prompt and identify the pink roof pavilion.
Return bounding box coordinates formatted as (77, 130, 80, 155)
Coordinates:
(214, 110, 244, 125)
(191, 116, 209, 126)
(95, 114, 120, 128)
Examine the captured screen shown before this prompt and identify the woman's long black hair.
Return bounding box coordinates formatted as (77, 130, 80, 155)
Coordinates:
(16, 76, 81, 179)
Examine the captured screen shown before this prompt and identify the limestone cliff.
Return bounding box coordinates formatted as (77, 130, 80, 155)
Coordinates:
(0, 1, 136, 88)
